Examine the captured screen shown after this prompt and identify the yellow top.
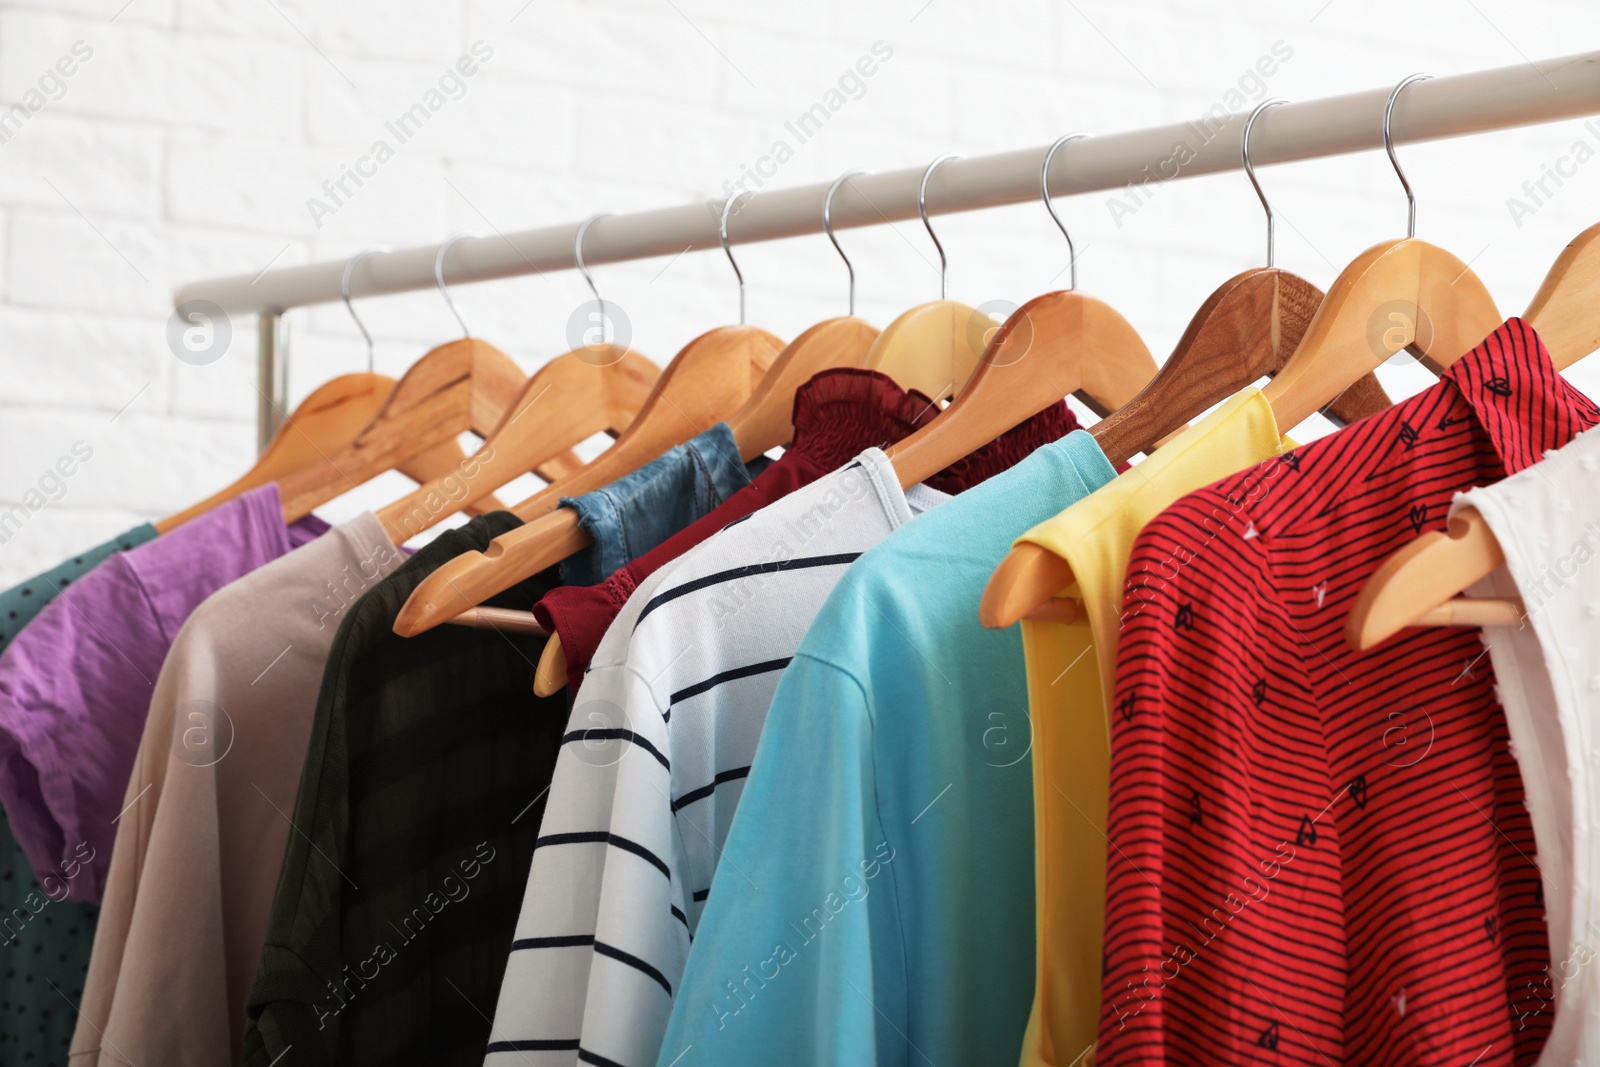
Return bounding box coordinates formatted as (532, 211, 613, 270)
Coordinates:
(1012, 389, 1290, 1067)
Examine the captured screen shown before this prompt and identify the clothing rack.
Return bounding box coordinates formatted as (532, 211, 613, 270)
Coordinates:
(174, 49, 1600, 452)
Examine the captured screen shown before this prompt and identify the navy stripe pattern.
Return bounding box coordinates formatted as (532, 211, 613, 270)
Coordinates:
(485, 450, 948, 1067)
(1100, 319, 1589, 1066)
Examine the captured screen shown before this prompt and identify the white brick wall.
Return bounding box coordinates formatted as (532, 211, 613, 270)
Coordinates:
(1, 0, 1598, 582)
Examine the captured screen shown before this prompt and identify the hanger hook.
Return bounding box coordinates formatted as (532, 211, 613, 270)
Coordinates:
(575, 212, 617, 344)
(719, 191, 753, 325)
(1241, 100, 1287, 267)
(918, 153, 962, 300)
(341, 244, 390, 374)
(433, 231, 482, 339)
(823, 169, 870, 316)
(1040, 133, 1090, 291)
(1384, 72, 1432, 239)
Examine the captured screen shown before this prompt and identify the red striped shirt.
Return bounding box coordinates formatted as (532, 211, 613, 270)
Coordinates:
(1100, 318, 1597, 1065)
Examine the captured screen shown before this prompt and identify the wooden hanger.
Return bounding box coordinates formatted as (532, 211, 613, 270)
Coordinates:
(475, 315, 873, 682)
(723, 172, 885, 456)
(985, 79, 1506, 631)
(155, 371, 514, 534)
(525, 314, 877, 694)
(884, 135, 1159, 491)
(863, 299, 985, 401)
(729, 315, 879, 450)
(1344, 506, 1522, 649)
(1519, 217, 1600, 367)
(1345, 218, 1600, 650)
(391, 196, 788, 638)
(526, 173, 886, 695)
(860, 156, 998, 402)
(275, 243, 549, 523)
(1260, 75, 1502, 431)
(390, 323, 782, 636)
(1258, 236, 1499, 428)
(980, 104, 1394, 629)
(373, 346, 662, 543)
(372, 218, 666, 544)
(980, 267, 1396, 628)
(885, 287, 1156, 487)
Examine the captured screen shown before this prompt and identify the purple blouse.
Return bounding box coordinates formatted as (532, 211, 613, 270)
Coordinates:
(0, 484, 326, 902)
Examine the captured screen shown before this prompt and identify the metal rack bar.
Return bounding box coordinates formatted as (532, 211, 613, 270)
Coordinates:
(171, 49, 1600, 447)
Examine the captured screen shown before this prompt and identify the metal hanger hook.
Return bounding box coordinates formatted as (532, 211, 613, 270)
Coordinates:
(433, 231, 482, 339)
(719, 191, 754, 325)
(918, 153, 962, 300)
(823, 169, 870, 316)
(1040, 133, 1090, 291)
(575, 212, 617, 344)
(1241, 100, 1287, 267)
(1384, 73, 1433, 239)
(341, 244, 391, 373)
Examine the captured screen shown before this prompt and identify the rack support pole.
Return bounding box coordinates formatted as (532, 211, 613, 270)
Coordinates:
(256, 311, 287, 454)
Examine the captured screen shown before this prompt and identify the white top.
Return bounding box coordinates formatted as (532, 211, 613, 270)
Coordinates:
(484, 449, 946, 1067)
(1455, 423, 1600, 1064)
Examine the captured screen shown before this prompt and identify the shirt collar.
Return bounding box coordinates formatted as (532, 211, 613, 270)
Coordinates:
(1439, 317, 1600, 476)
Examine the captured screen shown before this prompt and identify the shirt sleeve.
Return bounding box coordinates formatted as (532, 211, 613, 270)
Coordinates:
(486, 663, 690, 1067)
(0, 553, 167, 901)
(656, 654, 907, 1067)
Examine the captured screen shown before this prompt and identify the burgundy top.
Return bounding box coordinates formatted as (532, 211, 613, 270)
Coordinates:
(534, 368, 1081, 687)
(1100, 319, 1592, 1065)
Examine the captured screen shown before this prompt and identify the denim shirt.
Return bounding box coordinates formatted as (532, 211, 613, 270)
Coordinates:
(559, 423, 768, 586)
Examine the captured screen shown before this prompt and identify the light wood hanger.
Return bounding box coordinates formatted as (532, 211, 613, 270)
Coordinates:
(863, 300, 984, 401)
(155, 371, 510, 534)
(526, 314, 877, 693)
(861, 155, 990, 402)
(528, 172, 886, 695)
(373, 346, 662, 544)
(373, 218, 664, 544)
(1259, 75, 1502, 431)
(884, 134, 1159, 491)
(985, 79, 1505, 630)
(1344, 506, 1522, 649)
(981, 102, 1393, 629)
(391, 326, 781, 635)
(721, 172, 883, 457)
(1345, 218, 1600, 650)
(1519, 217, 1600, 367)
(980, 269, 1395, 628)
(391, 195, 785, 638)
(275, 243, 561, 524)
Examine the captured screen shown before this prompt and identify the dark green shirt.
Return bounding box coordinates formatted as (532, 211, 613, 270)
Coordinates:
(241, 514, 567, 1067)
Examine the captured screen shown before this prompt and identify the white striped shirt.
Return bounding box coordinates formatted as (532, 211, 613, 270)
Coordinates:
(485, 449, 945, 1067)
